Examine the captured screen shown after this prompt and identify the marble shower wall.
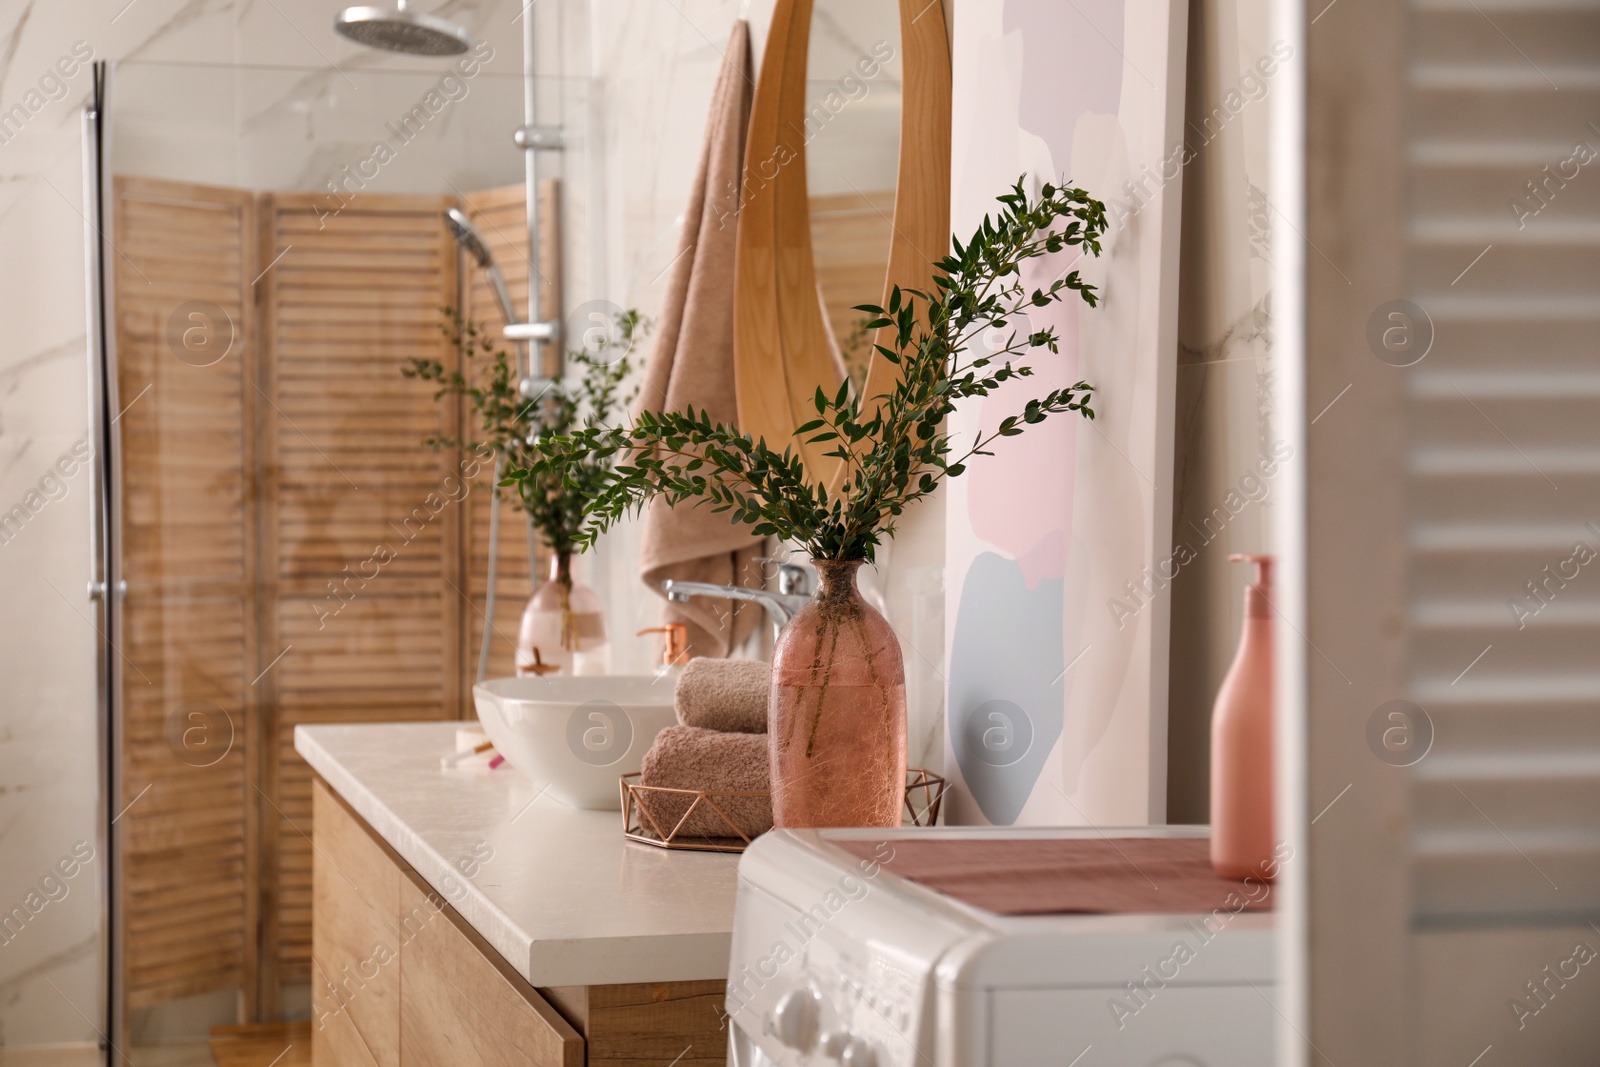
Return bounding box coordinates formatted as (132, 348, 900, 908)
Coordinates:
(0, 1, 164, 1046)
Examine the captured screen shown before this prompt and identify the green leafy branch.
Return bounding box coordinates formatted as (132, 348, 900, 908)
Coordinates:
(506, 178, 1107, 563)
(404, 308, 644, 561)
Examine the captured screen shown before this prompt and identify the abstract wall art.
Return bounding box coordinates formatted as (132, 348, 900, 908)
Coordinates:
(945, 0, 1188, 826)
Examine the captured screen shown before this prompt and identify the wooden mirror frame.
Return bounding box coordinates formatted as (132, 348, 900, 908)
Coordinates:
(733, 0, 952, 484)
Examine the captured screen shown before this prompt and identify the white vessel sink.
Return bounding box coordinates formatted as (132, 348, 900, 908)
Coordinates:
(472, 675, 678, 810)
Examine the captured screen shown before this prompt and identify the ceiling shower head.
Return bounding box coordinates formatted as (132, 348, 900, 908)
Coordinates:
(334, 0, 472, 57)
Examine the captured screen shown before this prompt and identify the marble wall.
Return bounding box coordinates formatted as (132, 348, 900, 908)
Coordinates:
(1, 1, 136, 1046)
(1165, 0, 1282, 823)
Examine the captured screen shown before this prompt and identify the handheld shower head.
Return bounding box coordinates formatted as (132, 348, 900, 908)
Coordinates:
(444, 208, 494, 270)
(334, 0, 472, 57)
(443, 209, 520, 332)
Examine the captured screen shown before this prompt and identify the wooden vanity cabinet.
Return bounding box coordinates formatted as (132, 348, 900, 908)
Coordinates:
(311, 780, 726, 1067)
(311, 775, 406, 1067)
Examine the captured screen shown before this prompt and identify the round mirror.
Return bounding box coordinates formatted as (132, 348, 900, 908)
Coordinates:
(805, 2, 903, 387)
(734, 0, 949, 483)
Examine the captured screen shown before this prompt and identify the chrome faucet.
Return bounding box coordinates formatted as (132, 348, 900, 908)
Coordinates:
(661, 562, 815, 629)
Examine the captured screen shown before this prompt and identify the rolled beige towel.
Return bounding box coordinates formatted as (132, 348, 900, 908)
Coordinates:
(637, 726, 772, 840)
(675, 658, 771, 734)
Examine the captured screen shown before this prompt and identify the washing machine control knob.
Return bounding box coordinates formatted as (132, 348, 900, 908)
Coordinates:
(772, 987, 821, 1050)
(841, 1037, 877, 1067)
(819, 1031, 851, 1058)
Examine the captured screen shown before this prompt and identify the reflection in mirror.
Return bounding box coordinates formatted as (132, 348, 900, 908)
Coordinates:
(805, 1, 902, 388)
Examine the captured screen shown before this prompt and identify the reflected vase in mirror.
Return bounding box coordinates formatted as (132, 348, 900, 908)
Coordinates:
(770, 560, 906, 828)
(517, 552, 609, 676)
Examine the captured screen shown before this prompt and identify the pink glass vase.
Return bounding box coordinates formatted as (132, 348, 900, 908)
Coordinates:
(516, 552, 609, 676)
(769, 559, 907, 828)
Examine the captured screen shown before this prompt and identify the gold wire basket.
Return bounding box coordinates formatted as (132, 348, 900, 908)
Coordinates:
(620, 768, 948, 853)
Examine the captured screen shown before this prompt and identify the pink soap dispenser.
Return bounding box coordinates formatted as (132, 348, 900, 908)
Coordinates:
(1211, 553, 1276, 880)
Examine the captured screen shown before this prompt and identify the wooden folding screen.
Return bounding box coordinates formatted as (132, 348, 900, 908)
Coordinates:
(252, 193, 462, 1002)
(114, 181, 545, 1018)
(113, 177, 260, 1012)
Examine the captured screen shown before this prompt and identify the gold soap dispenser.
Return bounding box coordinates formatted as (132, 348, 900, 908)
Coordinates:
(636, 623, 689, 680)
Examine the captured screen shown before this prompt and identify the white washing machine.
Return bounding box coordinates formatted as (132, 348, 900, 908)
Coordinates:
(725, 826, 1277, 1067)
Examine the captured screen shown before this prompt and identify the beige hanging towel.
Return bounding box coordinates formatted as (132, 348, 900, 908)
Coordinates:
(635, 19, 766, 658)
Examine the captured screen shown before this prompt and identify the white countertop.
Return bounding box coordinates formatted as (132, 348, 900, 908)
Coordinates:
(295, 721, 741, 988)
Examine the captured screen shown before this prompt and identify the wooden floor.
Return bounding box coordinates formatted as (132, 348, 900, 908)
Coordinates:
(208, 1023, 311, 1067)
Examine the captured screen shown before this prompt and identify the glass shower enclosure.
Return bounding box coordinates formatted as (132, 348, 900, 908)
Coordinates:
(87, 42, 578, 1060)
